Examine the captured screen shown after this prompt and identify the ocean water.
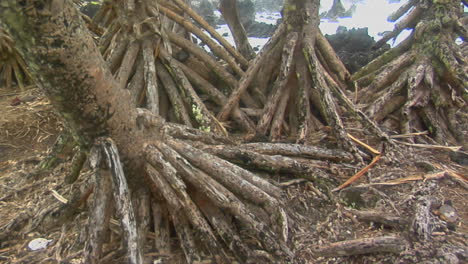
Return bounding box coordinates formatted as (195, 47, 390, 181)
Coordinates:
(209, 0, 413, 52)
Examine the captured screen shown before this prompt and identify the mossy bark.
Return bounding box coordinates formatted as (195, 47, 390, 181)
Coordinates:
(353, 0, 467, 147)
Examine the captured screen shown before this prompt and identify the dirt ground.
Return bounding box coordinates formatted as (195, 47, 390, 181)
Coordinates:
(0, 87, 467, 263)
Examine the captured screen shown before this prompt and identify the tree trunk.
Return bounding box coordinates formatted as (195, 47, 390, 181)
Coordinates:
(353, 0, 467, 148)
(219, 0, 256, 60)
(0, 0, 148, 172)
(1, 0, 390, 262)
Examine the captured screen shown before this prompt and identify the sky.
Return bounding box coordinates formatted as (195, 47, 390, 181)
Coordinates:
(318, 0, 411, 45)
(211, 0, 414, 51)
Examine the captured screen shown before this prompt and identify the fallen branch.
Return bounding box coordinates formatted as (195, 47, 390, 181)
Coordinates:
(347, 133, 381, 155)
(242, 142, 353, 162)
(370, 170, 468, 187)
(333, 155, 381, 191)
(312, 236, 406, 257)
(346, 209, 408, 229)
(389, 131, 428, 139)
(394, 141, 462, 151)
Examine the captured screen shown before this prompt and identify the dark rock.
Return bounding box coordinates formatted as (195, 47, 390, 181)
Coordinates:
(194, 0, 218, 26)
(340, 187, 380, 209)
(254, 0, 283, 12)
(325, 27, 391, 73)
(175, 49, 190, 63)
(246, 22, 276, 38)
(320, 1, 356, 20)
(449, 151, 468, 165)
(222, 32, 229, 37)
(80, 1, 101, 18)
(238, 0, 256, 26)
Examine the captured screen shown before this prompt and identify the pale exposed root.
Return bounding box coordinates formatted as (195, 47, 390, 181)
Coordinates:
(84, 146, 113, 264)
(153, 4, 244, 76)
(191, 191, 251, 262)
(167, 31, 238, 89)
(255, 40, 284, 95)
(133, 188, 151, 249)
(150, 143, 260, 261)
(304, 44, 362, 160)
(374, 96, 406, 123)
(143, 140, 293, 261)
(242, 142, 353, 162)
(352, 35, 414, 82)
(411, 196, 434, 241)
(354, 1, 467, 146)
(313, 236, 406, 257)
(95, 0, 265, 134)
(162, 121, 234, 145)
(99, 22, 120, 54)
(434, 41, 468, 92)
(174, 59, 256, 132)
(315, 32, 350, 85)
(169, 0, 249, 67)
(216, 24, 286, 122)
(320, 62, 394, 145)
(160, 49, 227, 135)
(365, 74, 408, 118)
(106, 38, 128, 72)
(166, 138, 282, 200)
(142, 38, 160, 115)
(84, 138, 143, 264)
(257, 32, 298, 136)
(116, 41, 140, 90)
(150, 201, 171, 256)
(0, 28, 33, 90)
(387, 0, 417, 22)
(373, 6, 422, 49)
(420, 105, 458, 144)
(199, 144, 330, 180)
(145, 148, 230, 261)
(362, 58, 463, 145)
(162, 139, 293, 248)
(359, 53, 415, 100)
(145, 165, 203, 263)
(270, 82, 293, 141)
(155, 61, 193, 126)
(295, 55, 315, 140)
(101, 138, 143, 264)
(128, 56, 145, 105)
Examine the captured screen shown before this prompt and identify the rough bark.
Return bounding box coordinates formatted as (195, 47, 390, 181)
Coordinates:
(219, 0, 255, 60)
(0, 27, 32, 90)
(313, 236, 407, 257)
(0, 0, 382, 263)
(353, 0, 467, 147)
(0, 2, 297, 262)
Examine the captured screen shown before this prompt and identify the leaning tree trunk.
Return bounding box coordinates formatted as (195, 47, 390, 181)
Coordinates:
(219, 0, 256, 60)
(352, 0, 467, 148)
(0, 1, 359, 263)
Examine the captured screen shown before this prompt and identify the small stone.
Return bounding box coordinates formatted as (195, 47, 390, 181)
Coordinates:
(437, 202, 458, 223)
(28, 238, 52, 251)
(449, 151, 468, 165)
